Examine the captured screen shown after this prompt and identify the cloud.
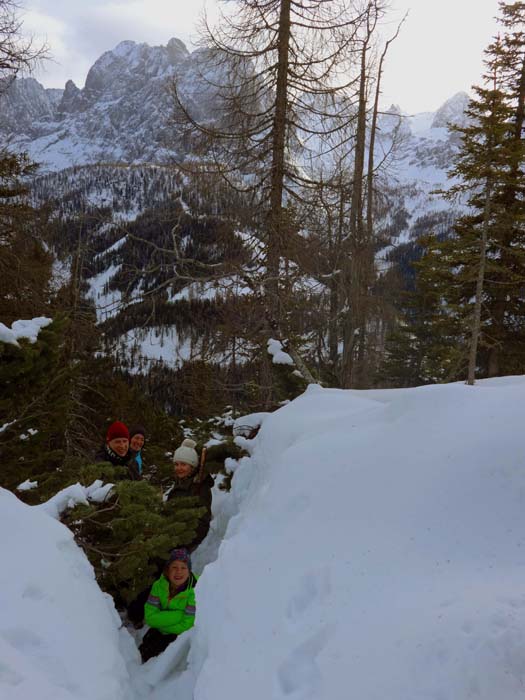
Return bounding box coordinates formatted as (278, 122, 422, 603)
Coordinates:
(21, 0, 215, 88)
(20, 0, 498, 112)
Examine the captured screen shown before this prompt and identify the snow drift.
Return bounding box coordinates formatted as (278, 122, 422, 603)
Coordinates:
(182, 377, 525, 700)
(0, 488, 137, 700)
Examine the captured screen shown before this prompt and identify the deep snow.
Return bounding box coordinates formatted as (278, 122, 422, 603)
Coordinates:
(0, 489, 137, 700)
(3, 377, 525, 700)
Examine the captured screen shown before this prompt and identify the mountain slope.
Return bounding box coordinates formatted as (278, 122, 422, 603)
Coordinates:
(0, 38, 224, 169)
(1, 39, 470, 377)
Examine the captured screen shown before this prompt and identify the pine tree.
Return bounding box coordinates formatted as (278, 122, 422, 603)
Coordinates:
(411, 4, 525, 382)
(0, 318, 70, 490)
(62, 477, 208, 602)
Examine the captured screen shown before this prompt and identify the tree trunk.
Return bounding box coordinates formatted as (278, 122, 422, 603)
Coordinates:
(467, 179, 492, 385)
(341, 35, 368, 389)
(266, 0, 291, 326)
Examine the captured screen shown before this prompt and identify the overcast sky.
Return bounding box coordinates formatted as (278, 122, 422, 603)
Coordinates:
(22, 0, 500, 114)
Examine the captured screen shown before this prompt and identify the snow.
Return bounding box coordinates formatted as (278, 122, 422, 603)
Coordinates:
(204, 438, 224, 448)
(116, 326, 193, 373)
(87, 265, 122, 321)
(5, 377, 525, 700)
(267, 338, 294, 366)
(36, 481, 114, 519)
(0, 317, 52, 347)
(0, 488, 137, 700)
(172, 377, 525, 700)
(16, 479, 38, 491)
(232, 411, 270, 436)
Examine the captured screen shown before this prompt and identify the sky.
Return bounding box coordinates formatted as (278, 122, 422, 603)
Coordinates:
(21, 0, 500, 114)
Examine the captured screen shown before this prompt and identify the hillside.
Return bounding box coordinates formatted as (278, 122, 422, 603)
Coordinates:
(1, 38, 470, 392)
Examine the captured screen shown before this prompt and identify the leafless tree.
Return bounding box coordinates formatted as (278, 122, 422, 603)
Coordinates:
(0, 0, 46, 92)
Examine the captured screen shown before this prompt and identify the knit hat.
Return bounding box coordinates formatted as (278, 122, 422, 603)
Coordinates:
(165, 547, 192, 570)
(129, 425, 146, 439)
(173, 438, 199, 468)
(106, 421, 130, 443)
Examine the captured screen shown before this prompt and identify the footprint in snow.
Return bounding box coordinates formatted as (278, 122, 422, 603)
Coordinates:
(2, 627, 44, 651)
(276, 627, 332, 698)
(286, 569, 331, 622)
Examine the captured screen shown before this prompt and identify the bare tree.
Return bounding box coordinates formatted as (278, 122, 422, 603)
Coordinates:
(172, 0, 367, 360)
(0, 0, 46, 92)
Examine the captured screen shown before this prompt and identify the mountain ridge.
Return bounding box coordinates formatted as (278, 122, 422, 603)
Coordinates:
(1, 37, 469, 176)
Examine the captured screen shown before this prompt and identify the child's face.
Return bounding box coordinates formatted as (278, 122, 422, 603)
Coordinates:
(167, 560, 189, 586)
(174, 461, 193, 479)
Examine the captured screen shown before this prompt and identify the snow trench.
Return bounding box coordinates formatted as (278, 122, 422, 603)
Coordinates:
(4, 377, 525, 700)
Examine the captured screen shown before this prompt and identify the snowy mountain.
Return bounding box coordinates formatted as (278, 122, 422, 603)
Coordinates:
(0, 38, 225, 169)
(1, 36, 469, 181)
(1, 38, 471, 372)
(4, 376, 525, 699)
(2, 37, 470, 235)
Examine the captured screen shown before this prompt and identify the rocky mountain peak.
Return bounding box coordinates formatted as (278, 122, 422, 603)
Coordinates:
(431, 91, 470, 129)
(58, 79, 83, 113)
(167, 37, 189, 63)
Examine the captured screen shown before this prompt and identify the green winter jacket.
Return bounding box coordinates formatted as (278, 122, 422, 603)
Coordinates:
(144, 573, 198, 635)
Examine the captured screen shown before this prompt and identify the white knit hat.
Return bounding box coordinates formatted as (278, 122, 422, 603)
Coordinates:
(173, 438, 199, 468)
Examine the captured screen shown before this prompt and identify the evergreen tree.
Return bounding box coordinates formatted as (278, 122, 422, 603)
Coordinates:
(0, 318, 70, 490)
(407, 3, 525, 382)
(62, 477, 208, 602)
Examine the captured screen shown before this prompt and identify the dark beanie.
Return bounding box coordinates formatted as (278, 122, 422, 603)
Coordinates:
(165, 548, 192, 570)
(106, 421, 130, 442)
(129, 425, 146, 439)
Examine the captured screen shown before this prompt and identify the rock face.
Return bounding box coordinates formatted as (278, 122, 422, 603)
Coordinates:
(0, 37, 471, 177)
(1, 78, 62, 138)
(0, 38, 225, 168)
(431, 91, 470, 129)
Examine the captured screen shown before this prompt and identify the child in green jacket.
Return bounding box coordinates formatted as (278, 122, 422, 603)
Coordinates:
(139, 548, 198, 662)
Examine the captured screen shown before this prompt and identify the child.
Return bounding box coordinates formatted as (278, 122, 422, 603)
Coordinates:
(166, 438, 214, 549)
(139, 548, 198, 663)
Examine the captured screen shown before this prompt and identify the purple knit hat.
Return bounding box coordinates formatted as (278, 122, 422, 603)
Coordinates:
(166, 548, 192, 570)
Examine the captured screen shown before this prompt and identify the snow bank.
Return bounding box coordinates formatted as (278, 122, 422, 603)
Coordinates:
(0, 488, 137, 700)
(180, 377, 525, 700)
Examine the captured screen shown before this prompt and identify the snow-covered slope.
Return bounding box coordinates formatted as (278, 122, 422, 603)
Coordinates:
(171, 377, 525, 700)
(376, 92, 468, 228)
(4, 378, 525, 699)
(0, 488, 138, 700)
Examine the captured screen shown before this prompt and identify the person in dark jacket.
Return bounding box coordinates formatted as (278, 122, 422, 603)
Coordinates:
(95, 421, 131, 467)
(166, 438, 214, 550)
(128, 425, 146, 478)
(139, 548, 198, 663)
